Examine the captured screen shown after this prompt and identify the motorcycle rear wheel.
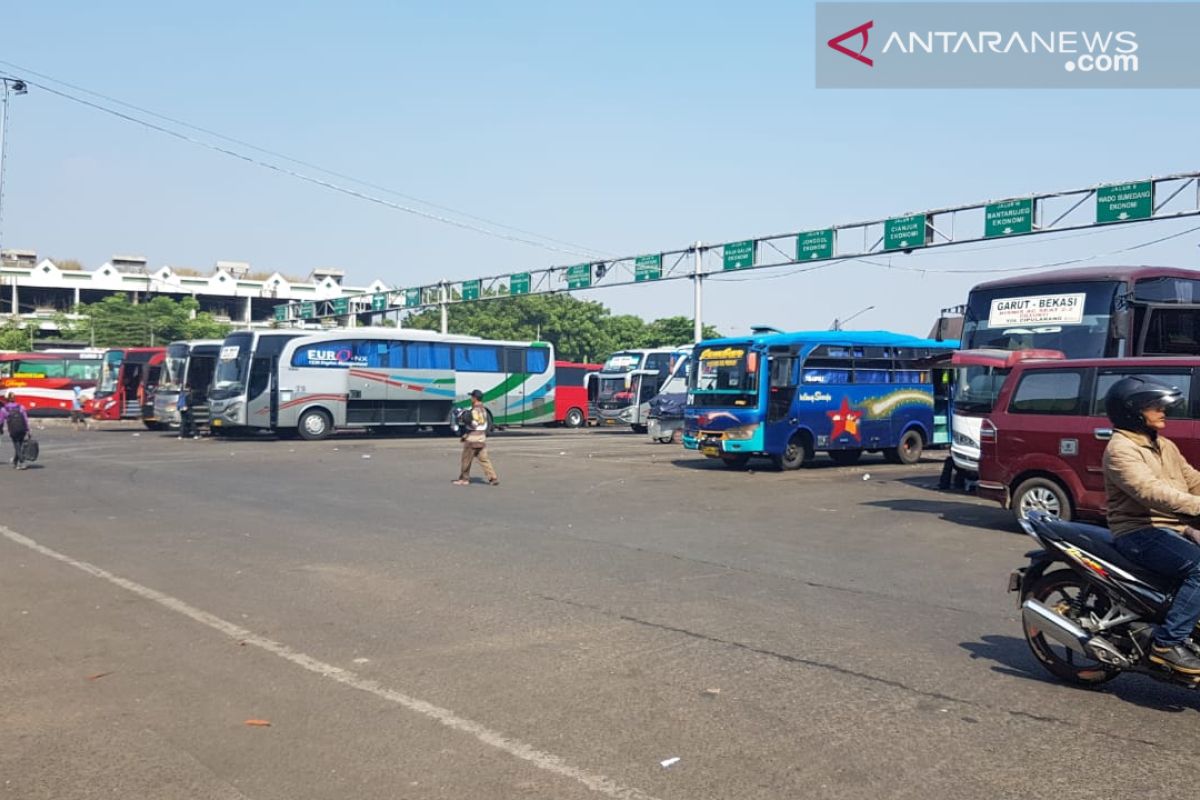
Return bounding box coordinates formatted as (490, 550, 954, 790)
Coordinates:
(1022, 570, 1120, 687)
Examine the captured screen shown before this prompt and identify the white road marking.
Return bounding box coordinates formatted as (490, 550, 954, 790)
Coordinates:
(0, 524, 659, 800)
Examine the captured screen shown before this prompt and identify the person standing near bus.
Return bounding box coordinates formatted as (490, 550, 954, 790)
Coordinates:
(70, 386, 88, 431)
(177, 385, 194, 439)
(0, 393, 31, 470)
(453, 389, 499, 486)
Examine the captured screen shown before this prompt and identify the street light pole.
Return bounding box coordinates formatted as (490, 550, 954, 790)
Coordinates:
(0, 78, 28, 255)
(830, 305, 875, 331)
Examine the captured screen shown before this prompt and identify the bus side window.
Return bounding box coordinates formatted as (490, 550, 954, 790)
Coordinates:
(248, 358, 271, 398)
(408, 343, 451, 369)
(387, 343, 406, 369)
(526, 347, 549, 374)
(801, 345, 852, 384)
(854, 348, 892, 384)
(455, 345, 499, 372)
(355, 340, 387, 368)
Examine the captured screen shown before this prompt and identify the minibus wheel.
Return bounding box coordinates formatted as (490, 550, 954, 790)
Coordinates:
(564, 407, 585, 428)
(298, 408, 332, 441)
(885, 429, 924, 464)
(773, 434, 812, 471)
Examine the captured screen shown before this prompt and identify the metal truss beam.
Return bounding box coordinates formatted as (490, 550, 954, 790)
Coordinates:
(275, 171, 1200, 326)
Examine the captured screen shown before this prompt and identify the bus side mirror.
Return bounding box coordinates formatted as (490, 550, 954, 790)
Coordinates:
(1111, 308, 1130, 341)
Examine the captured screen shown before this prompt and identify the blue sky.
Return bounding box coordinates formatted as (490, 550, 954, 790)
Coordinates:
(2, 1, 1198, 337)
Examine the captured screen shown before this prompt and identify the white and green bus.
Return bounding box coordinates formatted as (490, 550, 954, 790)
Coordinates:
(209, 328, 554, 440)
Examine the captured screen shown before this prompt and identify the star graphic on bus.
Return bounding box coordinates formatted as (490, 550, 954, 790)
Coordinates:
(827, 396, 862, 441)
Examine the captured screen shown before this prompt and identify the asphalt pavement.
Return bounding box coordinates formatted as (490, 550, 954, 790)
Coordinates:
(3, 423, 1198, 800)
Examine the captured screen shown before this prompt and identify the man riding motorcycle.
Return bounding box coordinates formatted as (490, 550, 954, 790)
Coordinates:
(1103, 376, 1200, 674)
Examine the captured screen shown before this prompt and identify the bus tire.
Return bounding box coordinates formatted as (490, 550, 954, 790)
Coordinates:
(298, 408, 332, 441)
(773, 434, 812, 471)
(884, 429, 924, 465)
(828, 449, 862, 466)
(564, 407, 585, 428)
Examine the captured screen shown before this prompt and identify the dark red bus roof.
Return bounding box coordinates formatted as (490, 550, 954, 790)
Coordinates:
(971, 265, 1200, 292)
(556, 360, 602, 370)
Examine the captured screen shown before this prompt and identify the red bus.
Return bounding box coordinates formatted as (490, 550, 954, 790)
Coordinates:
(91, 347, 167, 426)
(554, 360, 601, 427)
(0, 350, 104, 416)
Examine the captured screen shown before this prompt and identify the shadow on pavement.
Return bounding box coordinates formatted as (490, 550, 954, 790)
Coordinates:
(961, 634, 1199, 712)
(861, 496, 1017, 532)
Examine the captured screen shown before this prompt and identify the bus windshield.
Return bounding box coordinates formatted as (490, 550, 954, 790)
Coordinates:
(161, 344, 190, 391)
(602, 351, 642, 373)
(690, 345, 758, 408)
(961, 280, 1120, 357)
(952, 366, 1010, 414)
(212, 334, 253, 398)
(97, 351, 124, 396)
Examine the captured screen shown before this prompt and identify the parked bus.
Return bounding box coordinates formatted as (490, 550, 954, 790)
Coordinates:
(0, 350, 104, 416)
(647, 351, 692, 443)
(208, 330, 309, 435)
(553, 360, 601, 428)
(153, 339, 224, 431)
(951, 265, 1200, 475)
(209, 328, 555, 440)
(683, 331, 957, 469)
(91, 347, 168, 426)
(593, 346, 688, 432)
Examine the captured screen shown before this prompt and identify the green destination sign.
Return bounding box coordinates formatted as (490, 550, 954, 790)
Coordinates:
(566, 264, 592, 289)
(331, 297, 349, 315)
(273, 304, 288, 321)
(299, 301, 315, 319)
(462, 279, 481, 301)
(1097, 181, 1153, 223)
(796, 229, 834, 261)
(723, 240, 756, 270)
(635, 253, 662, 282)
(405, 288, 421, 308)
(371, 293, 387, 312)
(510, 272, 531, 295)
(985, 199, 1034, 237)
(883, 214, 928, 251)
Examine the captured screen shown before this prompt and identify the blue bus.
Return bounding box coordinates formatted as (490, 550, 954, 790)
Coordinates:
(683, 330, 958, 469)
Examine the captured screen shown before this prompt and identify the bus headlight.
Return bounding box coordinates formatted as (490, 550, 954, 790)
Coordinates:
(724, 424, 759, 440)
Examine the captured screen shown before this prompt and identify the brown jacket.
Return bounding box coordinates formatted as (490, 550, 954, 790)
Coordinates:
(1103, 429, 1200, 537)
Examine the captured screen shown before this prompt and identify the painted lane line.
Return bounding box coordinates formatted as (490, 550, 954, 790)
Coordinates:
(0, 525, 659, 800)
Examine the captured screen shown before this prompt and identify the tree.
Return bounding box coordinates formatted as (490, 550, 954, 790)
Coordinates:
(402, 293, 719, 362)
(0, 321, 31, 351)
(641, 316, 721, 347)
(60, 294, 232, 348)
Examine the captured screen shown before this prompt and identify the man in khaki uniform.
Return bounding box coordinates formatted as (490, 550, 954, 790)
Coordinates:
(453, 389, 499, 486)
(1103, 376, 1200, 674)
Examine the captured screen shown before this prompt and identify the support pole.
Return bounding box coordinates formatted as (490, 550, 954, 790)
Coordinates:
(0, 81, 9, 255)
(692, 241, 703, 343)
(439, 282, 448, 334)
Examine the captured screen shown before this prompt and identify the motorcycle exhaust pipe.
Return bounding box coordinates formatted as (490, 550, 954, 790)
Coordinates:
(1023, 599, 1089, 654)
(1022, 599, 1131, 667)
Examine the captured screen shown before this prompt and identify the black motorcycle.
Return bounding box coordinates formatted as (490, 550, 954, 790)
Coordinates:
(1010, 510, 1200, 689)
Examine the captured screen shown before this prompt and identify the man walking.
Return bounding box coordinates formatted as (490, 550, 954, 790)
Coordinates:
(453, 389, 499, 486)
(70, 386, 89, 431)
(0, 392, 31, 470)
